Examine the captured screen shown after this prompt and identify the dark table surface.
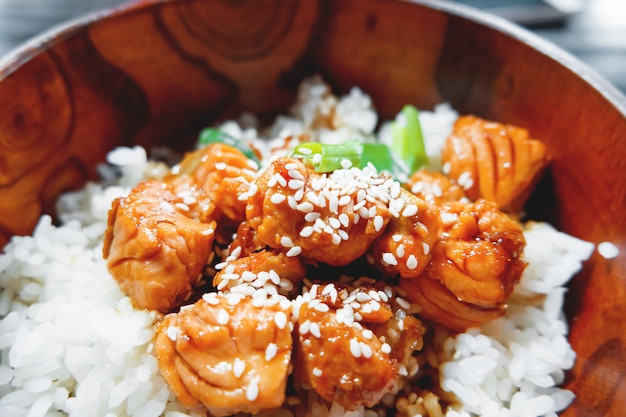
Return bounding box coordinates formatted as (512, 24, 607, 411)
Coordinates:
(0, 0, 625, 94)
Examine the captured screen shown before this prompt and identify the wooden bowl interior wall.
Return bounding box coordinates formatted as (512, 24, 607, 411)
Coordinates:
(0, 0, 624, 415)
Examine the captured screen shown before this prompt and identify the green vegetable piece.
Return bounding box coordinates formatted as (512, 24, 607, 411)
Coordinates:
(293, 140, 362, 172)
(198, 128, 258, 162)
(390, 105, 427, 173)
(359, 143, 394, 171)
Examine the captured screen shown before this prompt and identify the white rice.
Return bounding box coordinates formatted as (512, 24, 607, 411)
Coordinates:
(0, 77, 595, 417)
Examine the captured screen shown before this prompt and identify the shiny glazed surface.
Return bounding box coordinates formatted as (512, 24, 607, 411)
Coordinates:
(0, 0, 625, 415)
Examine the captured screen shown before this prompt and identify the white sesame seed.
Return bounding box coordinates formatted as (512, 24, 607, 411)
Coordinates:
(312, 153, 323, 165)
(441, 212, 458, 225)
(233, 358, 246, 378)
(271, 194, 287, 204)
(288, 179, 305, 190)
(457, 171, 471, 186)
(396, 244, 405, 258)
(422, 242, 430, 255)
(287, 196, 298, 209)
(329, 196, 339, 214)
(392, 234, 403, 243)
(265, 343, 278, 361)
(374, 215, 384, 232)
(299, 226, 314, 238)
(305, 212, 321, 222)
(230, 246, 242, 259)
(356, 292, 371, 303)
(362, 329, 373, 339)
(349, 338, 362, 358)
(279, 279, 294, 292)
(246, 376, 260, 401)
(328, 218, 341, 229)
(267, 176, 278, 187)
(338, 213, 350, 228)
(217, 309, 229, 325)
(406, 254, 418, 270)
(353, 200, 366, 211)
(280, 236, 294, 248)
(286, 246, 302, 257)
(294, 188, 304, 201)
(241, 271, 256, 282)
(312, 367, 323, 377)
(275, 173, 287, 187)
(396, 297, 411, 310)
(309, 322, 322, 338)
(402, 204, 418, 217)
(288, 169, 304, 180)
(340, 159, 353, 169)
(338, 230, 349, 241)
(257, 271, 270, 284)
(227, 294, 243, 305)
(331, 233, 341, 245)
(382, 252, 398, 266)
(159, 201, 175, 213)
(297, 202, 314, 213)
(166, 326, 180, 341)
(202, 293, 220, 305)
(338, 195, 352, 206)
(299, 320, 311, 335)
(268, 270, 281, 285)
(215, 162, 227, 171)
(381, 343, 392, 354)
(360, 342, 373, 358)
(313, 302, 330, 313)
(220, 273, 240, 281)
(411, 182, 424, 194)
(357, 189, 366, 202)
(298, 147, 312, 155)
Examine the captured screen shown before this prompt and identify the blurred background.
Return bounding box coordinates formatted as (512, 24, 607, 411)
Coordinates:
(0, 0, 624, 92)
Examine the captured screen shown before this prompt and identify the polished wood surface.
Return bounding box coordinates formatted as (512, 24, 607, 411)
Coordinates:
(0, 0, 625, 415)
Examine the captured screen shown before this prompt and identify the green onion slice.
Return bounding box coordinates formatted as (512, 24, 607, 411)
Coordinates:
(292, 140, 363, 172)
(390, 104, 427, 173)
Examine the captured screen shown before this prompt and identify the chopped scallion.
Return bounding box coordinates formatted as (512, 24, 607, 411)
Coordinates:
(390, 105, 427, 173)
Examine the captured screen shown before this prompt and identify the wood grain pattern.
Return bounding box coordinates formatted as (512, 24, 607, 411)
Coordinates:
(1, 0, 625, 415)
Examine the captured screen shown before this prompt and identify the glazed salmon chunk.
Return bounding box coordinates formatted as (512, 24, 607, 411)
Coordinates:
(293, 280, 425, 410)
(246, 156, 392, 266)
(400, 199, 527, 331)
(405, 168, 467, 205)
(442, 115, 549, 213)
(172, 142, 259, 223)
(367, 188, 442, 279)
(155, 292, 293, 416)
(103, 179, 216, 313)
(212, 249, 305, 296)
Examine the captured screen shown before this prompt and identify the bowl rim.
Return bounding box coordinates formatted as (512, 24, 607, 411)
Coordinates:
(0, 0, 625, 113)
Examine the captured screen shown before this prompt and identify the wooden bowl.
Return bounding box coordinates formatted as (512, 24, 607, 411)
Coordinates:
(1, 0, 624, 415)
